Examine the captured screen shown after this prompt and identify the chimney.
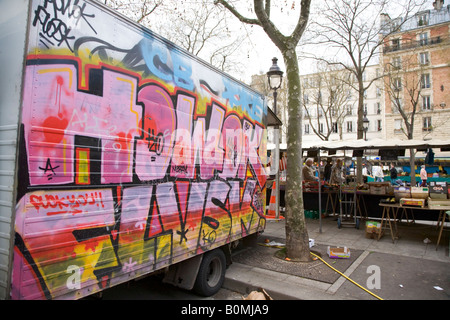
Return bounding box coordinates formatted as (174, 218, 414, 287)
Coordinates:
(433, 0, 444, 11)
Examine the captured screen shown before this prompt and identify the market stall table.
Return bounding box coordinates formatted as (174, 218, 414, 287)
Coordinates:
(378, 202, 450, 249)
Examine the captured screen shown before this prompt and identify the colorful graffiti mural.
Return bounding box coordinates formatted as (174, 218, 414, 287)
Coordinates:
(11, 0, 267, 299)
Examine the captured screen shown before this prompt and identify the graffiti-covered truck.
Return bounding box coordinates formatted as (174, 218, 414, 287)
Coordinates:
(0, 0, 269, 300)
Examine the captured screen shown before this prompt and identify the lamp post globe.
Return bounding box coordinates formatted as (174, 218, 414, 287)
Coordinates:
(363, 112, 369, 141)
(267, 57, 283, 91)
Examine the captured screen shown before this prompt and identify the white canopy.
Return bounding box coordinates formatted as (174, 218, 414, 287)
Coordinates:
(268, 138, 450, 152)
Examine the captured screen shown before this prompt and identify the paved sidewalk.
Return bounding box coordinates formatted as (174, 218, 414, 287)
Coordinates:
(224, 216, 450, 300)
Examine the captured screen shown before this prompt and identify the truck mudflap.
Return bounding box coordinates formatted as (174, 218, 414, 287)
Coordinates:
(163, 244, 232, 296)
(163, 254, 204, 291)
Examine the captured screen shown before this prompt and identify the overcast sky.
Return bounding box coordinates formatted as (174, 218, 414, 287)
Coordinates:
(110, 0, 436, 84)
(232, 0, 436, 83)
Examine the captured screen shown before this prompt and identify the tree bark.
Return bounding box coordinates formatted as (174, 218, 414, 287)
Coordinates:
(283, 52, 311, 261)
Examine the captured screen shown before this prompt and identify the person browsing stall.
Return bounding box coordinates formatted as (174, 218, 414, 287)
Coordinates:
(420, 165, 428, 187)
(302, 158, 319, 181)
(329, 158, 344, 185)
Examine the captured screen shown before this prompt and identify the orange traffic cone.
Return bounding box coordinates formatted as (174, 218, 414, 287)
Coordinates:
(266, 181, 284, 220)
(267, 181, 276, 216)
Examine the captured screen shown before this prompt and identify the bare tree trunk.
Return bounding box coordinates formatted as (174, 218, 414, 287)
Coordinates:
(410, 149, 416, 186)
(284, 53, 311, 261)
(214, 0, 312, 261)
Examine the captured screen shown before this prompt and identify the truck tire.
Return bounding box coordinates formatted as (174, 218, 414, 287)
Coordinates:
(193, 248, 226, 296)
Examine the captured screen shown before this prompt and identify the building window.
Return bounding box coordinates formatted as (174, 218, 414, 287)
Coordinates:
(420, 74, 431, 89)
(422, 96, 431, 110)
(346, 105, 352, 115)
(332, 122, 338, 133)
(392, 98, 402, 113)
(376, 87, 382, 97)
(303, 94, 309, 104)
(417, 13, 428, 26)
(423, 116, 432, 131)
(304, 124, 310, 134)
(393, 77, 402, 91)
(346, 90, 352, 100)
(394, 119, 403, 133)
(346, 121, 353, 133)
(331, 107, 337, 117)
(376, 102, 381, 114)
(419, 52, 429, 65)
(392, 56, 402, 69)
(390, 18, 401, 32)
(392, 38, 400, 51)
(377, 120, 382, 132)
(419, 32, 428, 46)
(319, 123, 324, 133)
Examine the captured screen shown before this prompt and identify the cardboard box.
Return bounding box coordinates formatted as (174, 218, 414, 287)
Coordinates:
(411, 187, 429, 199)
(327, 246, 350, 259)
(365, 221, 382, 239)
(394, 186, 411, 202)
(428, 198, 450, 210)
(429, 182, 448, 199)
(371, 186, 385, 195)
(366, 221, 381, 233)
(341, 186, 356, 193)
(430, 193, 448, 199)
(400, 198, 425, 207)
(386, 186, 394, 195)
(368, 182, 390, 194)
(365, 230, 383, 239)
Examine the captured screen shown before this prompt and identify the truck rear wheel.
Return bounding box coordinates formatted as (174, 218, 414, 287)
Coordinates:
(193, 249, 226, 296)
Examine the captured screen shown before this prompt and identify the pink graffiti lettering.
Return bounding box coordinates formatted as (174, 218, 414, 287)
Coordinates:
(23, 64, 266, 187)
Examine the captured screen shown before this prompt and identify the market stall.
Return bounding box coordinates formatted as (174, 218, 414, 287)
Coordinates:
(302, 138, 450, 233)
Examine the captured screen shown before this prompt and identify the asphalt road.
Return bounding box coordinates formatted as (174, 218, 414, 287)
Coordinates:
(86, 274, 242, 300)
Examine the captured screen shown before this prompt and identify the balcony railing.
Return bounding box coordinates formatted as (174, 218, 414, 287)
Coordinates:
(383, 35, 447, 54)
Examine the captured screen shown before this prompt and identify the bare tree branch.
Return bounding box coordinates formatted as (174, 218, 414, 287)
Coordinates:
(214, 0, 261, 25)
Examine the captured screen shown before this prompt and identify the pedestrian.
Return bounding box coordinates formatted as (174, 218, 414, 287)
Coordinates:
(372, 162, 384, 182)
(324, 159, 332, 182)
(329, 158, 344, 185)
(302, 158, 319, 181)
(390, 163, 398, 185)
(279, 152, 287, 172)
(420, 165, 427, 187)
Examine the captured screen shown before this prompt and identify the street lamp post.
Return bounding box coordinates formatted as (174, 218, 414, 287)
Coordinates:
(363, 112, 369, 141)
(267, 58, 283, 219)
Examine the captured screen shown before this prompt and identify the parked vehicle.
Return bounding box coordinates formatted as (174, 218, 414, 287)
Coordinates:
(0, 0, 268, 300)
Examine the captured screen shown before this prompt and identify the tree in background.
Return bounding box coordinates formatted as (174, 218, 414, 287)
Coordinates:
(302, 63, 355, 141)
(104, 0, 247, 75)
(302, 0, 424, 183)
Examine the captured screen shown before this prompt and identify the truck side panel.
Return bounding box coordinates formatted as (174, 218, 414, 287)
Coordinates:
(7, 0, 268, 299)
(0, 0, 29, 300)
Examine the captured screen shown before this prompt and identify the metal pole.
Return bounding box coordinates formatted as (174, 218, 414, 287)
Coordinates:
(318, 151, 322, 233)
(274, 90, 280, 219)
